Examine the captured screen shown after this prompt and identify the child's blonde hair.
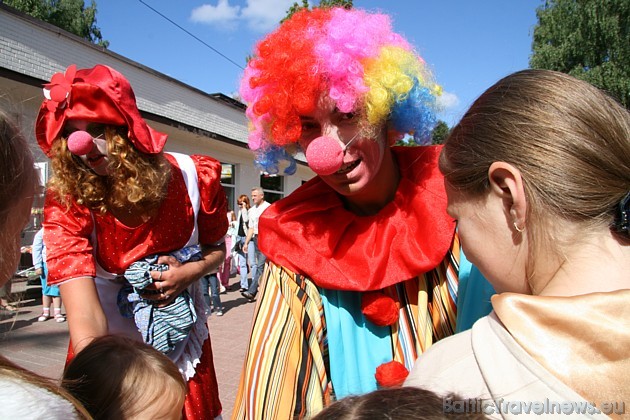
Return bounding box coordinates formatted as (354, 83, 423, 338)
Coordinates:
(62, 335, 187, 419)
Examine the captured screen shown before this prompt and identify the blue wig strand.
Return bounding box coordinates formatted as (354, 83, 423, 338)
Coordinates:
(390, 82, 438, 145)
(254, 145, 298, 175)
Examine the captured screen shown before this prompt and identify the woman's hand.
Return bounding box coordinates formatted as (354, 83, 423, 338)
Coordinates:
(145, 255, 187, 306)
(143, 243, 226, 307)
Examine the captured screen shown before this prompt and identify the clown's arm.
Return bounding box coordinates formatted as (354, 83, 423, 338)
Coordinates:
(43, 193, 107, 354)
(233, 262, 329, 420)
(59, 277, 108, 353)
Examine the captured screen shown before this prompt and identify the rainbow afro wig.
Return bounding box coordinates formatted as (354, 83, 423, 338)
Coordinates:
(240, 7, 442, 174)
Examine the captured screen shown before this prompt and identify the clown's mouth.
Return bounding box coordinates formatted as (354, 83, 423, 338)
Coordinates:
(337, 159, 361, 174)
(88, 155, 105, 165)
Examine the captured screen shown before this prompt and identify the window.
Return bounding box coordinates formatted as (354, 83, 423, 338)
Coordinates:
(221, 163, 236, 211)
(260, 173, 284, 204)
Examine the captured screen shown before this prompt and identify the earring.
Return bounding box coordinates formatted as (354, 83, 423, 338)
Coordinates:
(513, 222, 525, 233)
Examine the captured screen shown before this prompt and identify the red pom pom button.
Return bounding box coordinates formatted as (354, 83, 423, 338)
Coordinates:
(375, 360, 409, 388)
(361, 291, 399, 327)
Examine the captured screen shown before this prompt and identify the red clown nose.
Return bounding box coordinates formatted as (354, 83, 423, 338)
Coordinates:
(67, 130, 95, 155)
(305, 132, 360, 176)
(305, 136, 344, 175)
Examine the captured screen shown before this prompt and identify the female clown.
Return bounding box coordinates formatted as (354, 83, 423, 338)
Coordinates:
(36, 64, 227, 419)
(234, 7, 494, 419)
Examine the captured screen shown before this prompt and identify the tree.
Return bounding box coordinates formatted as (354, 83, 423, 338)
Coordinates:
(4, 0, 109, 48)
(282, 0, 353, 23)
(530, 0, 629, 108)
(431, 120, 449, 145)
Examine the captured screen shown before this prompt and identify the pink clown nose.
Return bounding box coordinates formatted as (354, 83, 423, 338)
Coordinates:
(305, 136, 345, 176)
(67, 130, 95, 156)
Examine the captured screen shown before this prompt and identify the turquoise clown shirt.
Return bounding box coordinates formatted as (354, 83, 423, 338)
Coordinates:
(320, 248, 494, 399)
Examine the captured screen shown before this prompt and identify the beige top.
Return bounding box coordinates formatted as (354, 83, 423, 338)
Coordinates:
(405, 290, 630, 419)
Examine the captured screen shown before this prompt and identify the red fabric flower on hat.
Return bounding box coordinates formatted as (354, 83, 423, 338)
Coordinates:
(43, 64, 76, 112)
(361, 291, 399, 326)
(375, 360, 409, 388)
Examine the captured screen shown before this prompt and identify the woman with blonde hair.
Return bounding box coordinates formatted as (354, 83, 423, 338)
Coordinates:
(406, 69, 630, 413)
(36, 64, 227, 419)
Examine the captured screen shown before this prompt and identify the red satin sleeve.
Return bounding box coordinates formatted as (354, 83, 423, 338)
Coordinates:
(191, 155, 228, 245)
(42, 193, 96, 285)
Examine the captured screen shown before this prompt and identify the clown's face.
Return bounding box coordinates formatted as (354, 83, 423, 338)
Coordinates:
(65, 121, 111, 176)
(298, 99, 389, 203)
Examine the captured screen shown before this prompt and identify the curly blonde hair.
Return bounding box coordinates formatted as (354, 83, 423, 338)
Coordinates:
(48, 126, 171, 213)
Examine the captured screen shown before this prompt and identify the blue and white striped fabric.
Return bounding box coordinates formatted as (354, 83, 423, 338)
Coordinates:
(118, 245, 201, 354)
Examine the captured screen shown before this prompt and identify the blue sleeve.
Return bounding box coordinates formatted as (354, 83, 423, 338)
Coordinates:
(32, 228, 44, 268)
(456, 248, 495, 332)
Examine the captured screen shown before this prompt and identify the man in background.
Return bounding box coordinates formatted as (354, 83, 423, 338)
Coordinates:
(241, 187, 270, 302)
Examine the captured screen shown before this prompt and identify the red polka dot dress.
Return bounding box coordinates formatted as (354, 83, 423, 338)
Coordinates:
(44, 153, 227, 419)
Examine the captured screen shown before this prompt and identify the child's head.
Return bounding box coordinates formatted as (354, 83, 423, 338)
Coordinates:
(311, 387, 487, 419)
(62, 335, 186, 420)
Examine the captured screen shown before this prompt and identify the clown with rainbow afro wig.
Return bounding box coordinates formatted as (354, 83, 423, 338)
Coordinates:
(240, 6, 442, 175)
(234, 7, 494, 420)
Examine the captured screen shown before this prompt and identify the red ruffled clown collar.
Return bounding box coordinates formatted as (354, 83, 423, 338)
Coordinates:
(258, 145, 456, 291)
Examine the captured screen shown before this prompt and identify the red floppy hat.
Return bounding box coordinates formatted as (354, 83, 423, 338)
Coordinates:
(36, 64, 168, 157)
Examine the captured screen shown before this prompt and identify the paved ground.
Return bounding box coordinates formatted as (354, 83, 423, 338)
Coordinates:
(0, 274, 255, 419)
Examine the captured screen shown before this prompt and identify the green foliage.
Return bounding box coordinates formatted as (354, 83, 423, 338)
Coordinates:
(394, 136, 415, 147)
(392, 121, 450, 147)
(431, 120, 450, 145)
(530, 0, 630, 108)
(5, 0, 109, 47)
(282, 0, 353, 23)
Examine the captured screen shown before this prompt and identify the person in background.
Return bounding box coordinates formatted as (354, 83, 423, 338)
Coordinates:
(32, 227, 65, 323)
(62, 335, 186, 420)
(405, 70, 630, 411)
(0, 108, 89, 418)
(233, 7, 493, 419)
(234, 194, 250, 292)
(36, 64, 227, 419)
(201, 271, 224, 317)
(216, 208, 237, 293)
(240, 187, 270, 302)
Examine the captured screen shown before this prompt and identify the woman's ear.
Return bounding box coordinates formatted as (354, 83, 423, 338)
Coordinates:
(488, 162, 527, 229)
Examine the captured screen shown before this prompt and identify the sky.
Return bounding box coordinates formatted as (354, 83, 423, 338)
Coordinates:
(96, 0, 542, 126)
